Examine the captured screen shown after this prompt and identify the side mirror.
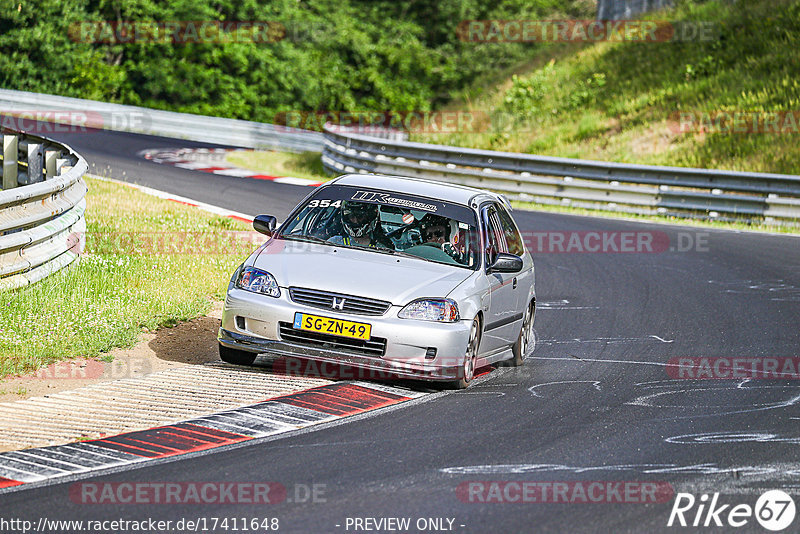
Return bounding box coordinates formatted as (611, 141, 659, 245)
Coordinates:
(488, 252, 523, 274)
(253, 215, 277, 236)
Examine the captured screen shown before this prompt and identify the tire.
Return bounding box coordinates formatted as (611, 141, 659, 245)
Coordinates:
(450, 317, 482, 389)
(500, 300, 535, 367)
(219, 343, 257, 366)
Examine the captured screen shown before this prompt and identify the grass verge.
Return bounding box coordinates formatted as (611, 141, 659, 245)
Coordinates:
(0, 177, 255, 378)
(226, 150, 330, 182)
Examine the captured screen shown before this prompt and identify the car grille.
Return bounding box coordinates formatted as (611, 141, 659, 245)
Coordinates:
(289, 287, 392, 316)
(278, 322, 387, 357)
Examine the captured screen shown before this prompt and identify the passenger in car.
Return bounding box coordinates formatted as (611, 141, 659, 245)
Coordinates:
(419, 214, 466, 263)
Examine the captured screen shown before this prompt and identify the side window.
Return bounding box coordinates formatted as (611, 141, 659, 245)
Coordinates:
(496, 204, 524, 256)
(482, 206, 507, 267)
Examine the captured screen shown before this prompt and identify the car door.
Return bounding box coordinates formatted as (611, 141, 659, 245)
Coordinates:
(495, 202, 534, 314)
(480, 203, 520, 353)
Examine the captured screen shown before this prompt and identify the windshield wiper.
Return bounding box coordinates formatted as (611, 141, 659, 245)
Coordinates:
(371, 247, 419, 260)
(280, 234, 331, 245)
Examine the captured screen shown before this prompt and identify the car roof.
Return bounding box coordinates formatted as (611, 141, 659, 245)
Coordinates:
(327, 174, 502, 207)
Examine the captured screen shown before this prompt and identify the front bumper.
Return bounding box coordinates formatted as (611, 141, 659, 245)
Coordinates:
(219, 288, 472, 381)
(219, 328, 462, 380)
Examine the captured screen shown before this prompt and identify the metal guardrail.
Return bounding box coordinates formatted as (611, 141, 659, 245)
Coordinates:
(0, 129, 88, 290)
(322, 125, 800, 225)
(0, 89, 324, 153)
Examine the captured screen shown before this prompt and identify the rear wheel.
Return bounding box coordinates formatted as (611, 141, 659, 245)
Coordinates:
(450, 317, 481, 389)
(501, 300, 535, 367)
(219, 343, 257, 366)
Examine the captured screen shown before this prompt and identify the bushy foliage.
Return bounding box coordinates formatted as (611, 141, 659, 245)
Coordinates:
(417, 0, 800, 174)
(0, 0, 593, 121)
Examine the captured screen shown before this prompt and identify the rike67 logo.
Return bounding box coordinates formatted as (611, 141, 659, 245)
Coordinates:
(668, 490, 796, 531)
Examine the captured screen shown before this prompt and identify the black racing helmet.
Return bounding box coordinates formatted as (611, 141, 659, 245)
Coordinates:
(341, 201, 379, 238)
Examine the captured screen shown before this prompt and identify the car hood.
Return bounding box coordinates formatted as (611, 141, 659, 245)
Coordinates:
(251, 239, 472, 305)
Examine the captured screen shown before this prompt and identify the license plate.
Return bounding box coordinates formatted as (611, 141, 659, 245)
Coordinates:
(293, 312, 372, 340)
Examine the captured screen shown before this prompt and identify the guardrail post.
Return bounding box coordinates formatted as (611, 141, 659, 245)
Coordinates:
(56, 157, 70, 176)
(45, 148, 61, 178)
(2, 134, 18, 190)
(18, 141, 44, 185)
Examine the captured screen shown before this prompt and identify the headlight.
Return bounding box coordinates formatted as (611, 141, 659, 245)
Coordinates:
(236, 267, 280, 297)
(398, 298, 459, 322)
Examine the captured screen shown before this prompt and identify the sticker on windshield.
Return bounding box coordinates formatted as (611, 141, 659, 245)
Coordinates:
(350, 190, 438, 212)
(402, 213, 415, 224)
(307, 199, 342, 208)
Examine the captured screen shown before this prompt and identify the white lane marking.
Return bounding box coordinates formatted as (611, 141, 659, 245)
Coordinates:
(528, 355, 675, 367)
(350, 381, 430, 398)
(537, 299, 599, 311)
(212, 168, 260, 177)
(0, 456, 68, 480)
(634, 378, 757, 389)
(273, 177, 322, 186)
(538, 306, 600, 310)
(60, 443, 148, 462)
(665, 432, 800, 445)
(3, 452, 90, 473)
(0, 464, 47, 483)
(649, 335, 674, 343)
(626, 387, 800, 416)
(174, 161, 218, 170)
(538, 335, 674, 345)
(528, 380, 602, 398)
(440, 463, 791, 476)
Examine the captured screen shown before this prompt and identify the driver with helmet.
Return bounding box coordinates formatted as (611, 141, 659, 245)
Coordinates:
(328, 201, 393, 249)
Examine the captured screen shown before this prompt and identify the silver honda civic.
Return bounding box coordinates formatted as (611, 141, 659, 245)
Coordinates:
(218, 174, 535, 388)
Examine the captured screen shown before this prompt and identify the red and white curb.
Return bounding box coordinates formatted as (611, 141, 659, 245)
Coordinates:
(87, 173, 256, 224)
(140, 148, 323, 187)
(0, 382, 425, 491)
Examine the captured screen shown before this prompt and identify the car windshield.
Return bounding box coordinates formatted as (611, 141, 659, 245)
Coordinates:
(278, 185, 479, 269)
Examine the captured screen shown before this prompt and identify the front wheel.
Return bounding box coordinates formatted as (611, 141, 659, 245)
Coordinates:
(219, 343, 257, 366)
(450, 317, 481, 389)
(501, 300, 535, 367)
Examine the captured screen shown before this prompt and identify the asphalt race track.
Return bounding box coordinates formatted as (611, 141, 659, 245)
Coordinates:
(54, 127, 313, 219)
(2, 127, 800, 533)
